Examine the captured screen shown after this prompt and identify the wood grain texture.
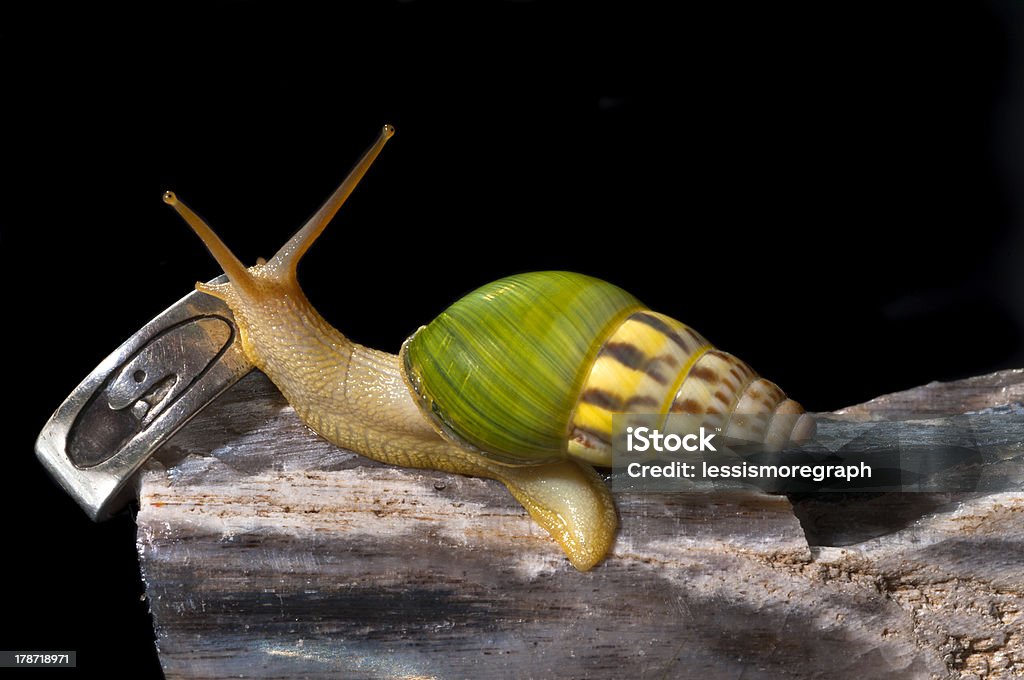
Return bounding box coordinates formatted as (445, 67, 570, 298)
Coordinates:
(137, 370, 1024, 679)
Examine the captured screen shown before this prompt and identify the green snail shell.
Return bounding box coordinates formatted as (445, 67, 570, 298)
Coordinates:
(401, 271, 643, 465)
(401, 270, 813, 468)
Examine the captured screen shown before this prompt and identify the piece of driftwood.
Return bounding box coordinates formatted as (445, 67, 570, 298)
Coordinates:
(137, 369, 1024, 679)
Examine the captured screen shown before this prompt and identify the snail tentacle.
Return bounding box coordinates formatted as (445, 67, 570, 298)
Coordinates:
(162, 191, 259, 297)
(267, 124, 395, 279)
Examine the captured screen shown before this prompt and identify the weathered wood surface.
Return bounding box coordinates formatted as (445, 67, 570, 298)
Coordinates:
(137, 369, 1024, 679)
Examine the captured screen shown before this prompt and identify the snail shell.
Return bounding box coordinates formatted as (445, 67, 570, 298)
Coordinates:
(401, 271, 814, 467)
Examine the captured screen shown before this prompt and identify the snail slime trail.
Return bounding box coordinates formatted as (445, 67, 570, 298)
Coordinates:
(164, 124, 815, 571)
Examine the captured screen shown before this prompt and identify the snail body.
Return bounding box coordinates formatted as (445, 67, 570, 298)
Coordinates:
(164, 125, 813, 571)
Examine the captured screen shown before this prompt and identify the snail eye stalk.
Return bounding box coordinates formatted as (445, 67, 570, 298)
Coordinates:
(268, 124, 395, 276)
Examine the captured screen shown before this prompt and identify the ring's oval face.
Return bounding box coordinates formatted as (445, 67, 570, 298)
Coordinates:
(67, 315, 233, 468)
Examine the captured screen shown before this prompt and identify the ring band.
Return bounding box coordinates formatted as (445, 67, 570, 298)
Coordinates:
(35, 276, 253, 520)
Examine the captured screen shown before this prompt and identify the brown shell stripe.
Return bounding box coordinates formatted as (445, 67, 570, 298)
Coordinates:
(567, 311, 711, 465)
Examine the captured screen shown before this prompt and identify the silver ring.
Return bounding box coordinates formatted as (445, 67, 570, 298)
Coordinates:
(35, 276, 253, 520)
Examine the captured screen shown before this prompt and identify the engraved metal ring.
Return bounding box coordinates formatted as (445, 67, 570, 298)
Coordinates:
(35, 276, 253, 520)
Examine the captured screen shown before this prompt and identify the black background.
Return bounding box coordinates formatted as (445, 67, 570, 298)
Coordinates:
(5, 2, 1023, 677)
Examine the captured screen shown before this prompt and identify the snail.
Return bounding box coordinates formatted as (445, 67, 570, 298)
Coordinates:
(162, 124, 815, 571)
